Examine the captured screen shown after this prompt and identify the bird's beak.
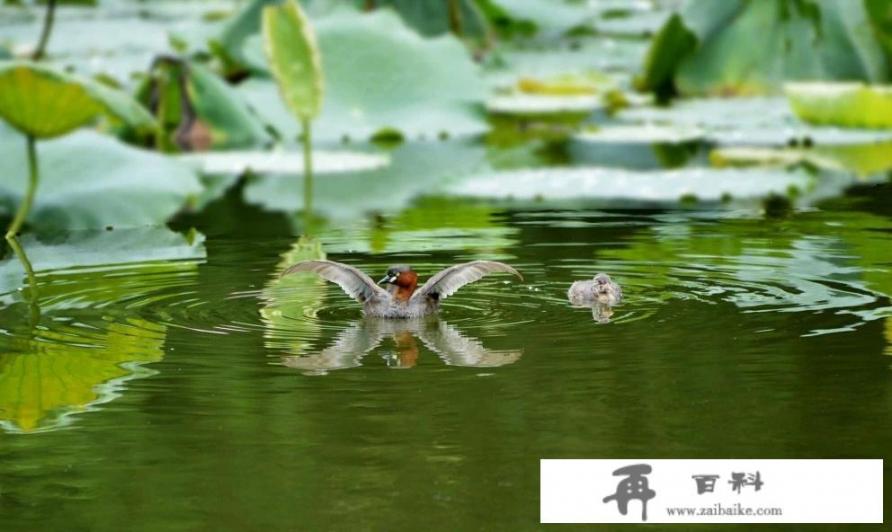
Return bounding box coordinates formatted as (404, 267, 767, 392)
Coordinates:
(378, 274, 395, 285)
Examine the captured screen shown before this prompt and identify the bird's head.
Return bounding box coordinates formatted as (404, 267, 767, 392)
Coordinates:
(378, 265, 417, 288)
(593, 273, 612, 293)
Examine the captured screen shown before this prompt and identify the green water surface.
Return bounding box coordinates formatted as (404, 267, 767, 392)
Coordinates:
(1, 177, 890, 530)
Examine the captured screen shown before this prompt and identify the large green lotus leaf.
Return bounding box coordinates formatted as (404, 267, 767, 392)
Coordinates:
(0, 131, 201, 231)
(0, 61, 155, 138)
(785, 82, 892, 128)
(240, 7, 486, 141)
(0, 318, 165, 433)
(639, 0, 891, 97)
(262, 0, 323, 121)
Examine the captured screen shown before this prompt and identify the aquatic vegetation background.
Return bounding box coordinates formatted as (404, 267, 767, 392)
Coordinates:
(1, 1, 891, 530)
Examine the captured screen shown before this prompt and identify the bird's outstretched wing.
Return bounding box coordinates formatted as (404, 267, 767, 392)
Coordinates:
(281, 260, 386, 303)
(411, 261, 522, 302)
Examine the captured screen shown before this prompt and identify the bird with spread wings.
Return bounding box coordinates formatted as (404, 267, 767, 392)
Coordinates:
(281, 260, 523, 318)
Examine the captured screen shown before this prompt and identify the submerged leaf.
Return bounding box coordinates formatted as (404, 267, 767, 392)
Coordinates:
(785, 82, 892, 129)
(262, 0, 324, 121)
(0, 61, 156, 138)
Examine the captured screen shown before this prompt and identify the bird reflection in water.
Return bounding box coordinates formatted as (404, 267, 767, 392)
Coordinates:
(281, 318, 522, 375)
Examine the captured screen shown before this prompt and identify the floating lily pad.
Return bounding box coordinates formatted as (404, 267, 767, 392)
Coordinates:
(515, 71, 616, 95)
(0, 227, 206, 304)
(178, 149, 390, 175)
(486, 93, 601, 117)
(711, 141, 892, 177)
(0, 131, 201, 231)
(240, 7, 486, 141)
(574, 124, 703, 144)
(444, 166, 817, 205)
(785, 82, 892, 129)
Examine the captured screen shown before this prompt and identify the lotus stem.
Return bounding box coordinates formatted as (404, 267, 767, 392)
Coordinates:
(447, 0, 463, 37)
(7, 235, 40, 325)
(6, 135, 39, 239)
(301, 117, 314, 218)
(32, 0, 57, 61)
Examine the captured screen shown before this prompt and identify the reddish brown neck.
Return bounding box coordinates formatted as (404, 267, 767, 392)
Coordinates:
(393, 271, 418, 301)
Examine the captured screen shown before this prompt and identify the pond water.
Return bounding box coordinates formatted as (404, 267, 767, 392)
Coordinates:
(2, 0, 892, 529)
(1, 167, 890, 530)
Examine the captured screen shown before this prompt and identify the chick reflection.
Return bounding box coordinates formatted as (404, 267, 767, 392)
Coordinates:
(566, 302, 617, 324)
(281, 318, 522, 375)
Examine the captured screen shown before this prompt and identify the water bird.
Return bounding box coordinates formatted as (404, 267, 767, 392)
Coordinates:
(282, 260, 523, 318)
(568, 273, 623, 306)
